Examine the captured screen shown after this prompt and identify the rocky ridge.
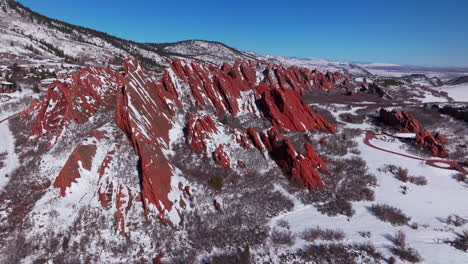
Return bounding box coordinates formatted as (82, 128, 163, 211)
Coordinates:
(26, 57, 347, 230)
(380, 108, 448, 157)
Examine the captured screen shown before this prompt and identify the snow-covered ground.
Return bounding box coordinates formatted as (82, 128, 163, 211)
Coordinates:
(435, 84, 468, 102)
(273, 125, 467, 264)
(0, 121, 18, 190)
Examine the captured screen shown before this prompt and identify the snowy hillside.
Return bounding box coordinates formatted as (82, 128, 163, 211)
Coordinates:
(0, 0, 467, 263)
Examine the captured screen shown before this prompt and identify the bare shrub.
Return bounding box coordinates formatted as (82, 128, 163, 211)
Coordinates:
(455, 173, 467, 183)
(393, 230, 406, 248)
(317, 198, 355, 217)
(409, 222, 419, 230)
(391, 246, 422, 263)
(370, 204, 411, 226)
(395, 167, 409, 182)
(339, 113, 365, 124)
(390, 230, 422, 263)
(318, 128, 360, 157)
(446, 215, 467, 227)
(0, 151, 6, 169)
(450, 147, 468, 163)
(388, 256, 396, 264)
(298, 242, 383, 263)
(271, 228, 295, 246)
(276, 219, 290, 229)
(358, 231, 372, 238)
(447, 230, 468, 252)
(300, 156, 377, 218)
(408, 176, 427, 186)
(206, 252, 240, 264)
(300, 226, 345, 242)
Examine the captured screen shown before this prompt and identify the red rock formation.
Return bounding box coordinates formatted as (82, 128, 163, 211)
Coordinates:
(31, 66, 123, 140)
(38, 57, 341, 223)
(187, 114, 219, 153)
(115, 58, 176, 216)
(380, 108, 448, 157)
(261, 128, 326, 190)
(259, 88, 336, 132)
(53, 143, 97, 196)
(213, 145, 230, 168)
(246, 127, 265, 152)
(115, 186, 127, 236)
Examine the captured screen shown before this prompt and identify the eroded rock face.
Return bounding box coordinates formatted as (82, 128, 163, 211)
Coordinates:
(259, 88, 336, 132)
(30, 66, 123, 143)
(380, 108, 448, 157)
(53, 142, 97, 197)
(259, 128, 327, 190)
(115, 58, 176, 216)
(187, 114, 219, 153)
(30, 57, 339, 224)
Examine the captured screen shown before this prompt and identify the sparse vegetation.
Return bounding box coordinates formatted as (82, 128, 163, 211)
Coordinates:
(408, 176, 428, 186)
(276, 219, 290, 229)
(380, 165, 427, 186)
(358, 231, 372, 238)
(298, 242, 383, 263)
(300, 227, 345, 242)
(62, 236, 69, 251)
(446, 230, 468, 252)
(339, 113, 365, 124)
(209, 175, 224, 191)
(455, 173, 467, 183)
(299, 156, 377, 218)
(378, 79, 403, 87)
(446, 215, 467, 227)
(370, 204, 411, 226)
(271, 228, 295, 246)
(0, 151, 7, 169)
(390, 230, 422, 263)
(395, 167, 409, 182)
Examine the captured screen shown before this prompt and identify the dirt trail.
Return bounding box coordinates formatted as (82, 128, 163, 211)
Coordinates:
(363, 131, 467, 174)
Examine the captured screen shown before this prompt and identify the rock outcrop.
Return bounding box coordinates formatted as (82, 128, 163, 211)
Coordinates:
(31, 66, 123, 143)
(259, 88, 336, 132)
(115, 58, 177, 217)
(30, 57, 339, 223)
(380, 108, 448, 157)
(258, 128, 327, 190)
(53, 141, 97, 197)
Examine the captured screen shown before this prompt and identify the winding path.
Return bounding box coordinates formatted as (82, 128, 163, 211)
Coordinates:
(363, 131, 467, 174)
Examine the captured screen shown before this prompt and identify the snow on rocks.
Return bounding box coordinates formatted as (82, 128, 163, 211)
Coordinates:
(27, 57, 340, 227)
(258, 128, 328, 190)
(30, 66, 123, 143)
(380, 108, 448, 157)
(259, 88, 336, 132)
(115, 58, 180, 220)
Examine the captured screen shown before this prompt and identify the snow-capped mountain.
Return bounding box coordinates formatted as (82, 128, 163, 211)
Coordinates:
(0, 0, 373, 76)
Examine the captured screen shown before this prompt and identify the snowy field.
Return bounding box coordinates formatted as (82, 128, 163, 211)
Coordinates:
(273, 128, 467, 263)
(435, 84, 468, 102)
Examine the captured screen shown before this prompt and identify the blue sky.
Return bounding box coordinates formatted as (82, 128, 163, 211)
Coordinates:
(18, 0, 468, 67)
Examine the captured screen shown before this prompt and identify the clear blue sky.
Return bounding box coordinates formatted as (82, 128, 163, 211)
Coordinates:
(18, 0, 468, 67)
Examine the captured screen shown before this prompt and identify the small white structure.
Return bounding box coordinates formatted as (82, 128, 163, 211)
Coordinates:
(0, 77, 15, 93)
(392, 133, 417, 139)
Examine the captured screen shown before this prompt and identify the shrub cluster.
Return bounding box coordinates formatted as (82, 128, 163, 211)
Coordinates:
(270, 228, 295, 246)
(370, 204, 411, 226)
(390, 230, 423, 263)
(300, 227, 345, 242)
(447, 230, 468, 252)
